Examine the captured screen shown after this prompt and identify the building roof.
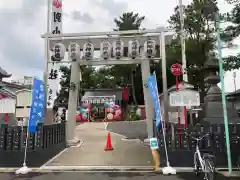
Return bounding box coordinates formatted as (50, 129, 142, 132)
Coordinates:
(0, 81, 31, 92)
(226, 89, 240, 97)
(0, 87, 16, 99)
(0, 66, 11, 78)
(15, 89, 31, 94)
(82, 88, 123, 101)
(167, 81, 194, 92)
(159, 81, 194, 98)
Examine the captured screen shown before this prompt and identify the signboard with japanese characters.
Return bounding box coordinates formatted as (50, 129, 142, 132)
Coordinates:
(47, 0, 63, 108)
(51, 0, 62, 35)
(81, 97, 116, 104)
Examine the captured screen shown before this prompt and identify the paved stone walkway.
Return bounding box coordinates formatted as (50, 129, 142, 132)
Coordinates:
(107, 121, 148, 140)
(42, 122, 154, 167)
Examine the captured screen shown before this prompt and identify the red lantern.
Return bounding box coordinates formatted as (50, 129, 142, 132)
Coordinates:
(123, 88, 129, 101)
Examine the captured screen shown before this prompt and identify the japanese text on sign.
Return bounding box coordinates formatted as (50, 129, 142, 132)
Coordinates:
(47, 0, 63, 108)
(29, 78, 45, 133)
(51, 0, 62, 34)
(169, 90, 200, 107)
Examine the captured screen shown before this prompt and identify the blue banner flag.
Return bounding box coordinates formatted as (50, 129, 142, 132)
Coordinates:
(28, 78, 45, 133)
(146, 72, 162, 129)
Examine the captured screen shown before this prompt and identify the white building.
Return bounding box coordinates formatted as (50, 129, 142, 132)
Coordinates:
(15, 89, 32, 125)
(11, 76, 33, 86)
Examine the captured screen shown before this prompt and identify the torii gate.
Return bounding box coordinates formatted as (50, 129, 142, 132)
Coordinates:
(41, 29, 173, 146)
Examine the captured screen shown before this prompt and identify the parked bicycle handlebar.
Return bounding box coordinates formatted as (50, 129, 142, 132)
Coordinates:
(185, 132, 211, 141)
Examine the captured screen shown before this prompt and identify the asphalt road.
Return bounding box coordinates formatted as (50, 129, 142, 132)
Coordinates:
(1, 172, 238, 180)
(107, 121, 148, 140)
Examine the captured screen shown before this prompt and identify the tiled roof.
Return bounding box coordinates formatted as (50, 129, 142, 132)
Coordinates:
(226, 89, 240, 97)
(0, 87, 16, 99)
(0, 66, 11, 77)
(82, 88, 123, 101)
(0, 81, 31, 91)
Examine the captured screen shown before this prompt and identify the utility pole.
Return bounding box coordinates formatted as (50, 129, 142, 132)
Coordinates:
(233, 71, 236, 91)
(179, 0, 188, 128)
(216, 12, 232, 175)
(179, 0, 187, 82)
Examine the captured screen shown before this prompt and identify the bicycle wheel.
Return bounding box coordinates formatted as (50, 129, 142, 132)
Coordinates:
(237, 156, 240, 170)
(204, 156, 215, 180)
(194, 152, 200, 176)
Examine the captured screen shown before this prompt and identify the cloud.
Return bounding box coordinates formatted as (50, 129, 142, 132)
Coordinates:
(71, 11, 94, 23)
(0, 0, 47, 79)
(2, 0, 235, 88)
(92, 0, 127, 17)
(0, 0, 129, 80)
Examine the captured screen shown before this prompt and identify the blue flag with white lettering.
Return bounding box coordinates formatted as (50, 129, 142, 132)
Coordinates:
(146, 72, 162, 129)
(28, 78, 45, 132)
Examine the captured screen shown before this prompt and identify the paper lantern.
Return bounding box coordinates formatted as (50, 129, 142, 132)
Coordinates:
(107, 113, 113, 120)
(115, 109, 121, 116)
(143, 39, 156, 58)
(114, 114, 121, 120)
(83, 42, 94, 60)
(68, 42, 80, 60)
(80, 108, 86, 113)
(100, 41, 112, 60)
(53, 43, 66, 60)
(83, 113, 88, 119)
(104, 103, 110, 108)
(128, 39, 140, 59)
(113, 40, 124, 59)
(114, 105, 120, 109)
(109, 102, 115, 106)
(136, 108, 141, 116)
(109, 108, 114, 113)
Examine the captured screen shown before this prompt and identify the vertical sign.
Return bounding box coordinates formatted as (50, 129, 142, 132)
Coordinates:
(47, 0, 63, 108)
(28, 78, 45, 132)
(146, 72, 162, 129)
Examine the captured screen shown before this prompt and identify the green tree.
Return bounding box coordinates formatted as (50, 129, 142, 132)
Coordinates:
(221, 2, 240, 70)
(56, 65, 96, 107)
(113, 12, 145, 105)
(167, 0, 219, 98)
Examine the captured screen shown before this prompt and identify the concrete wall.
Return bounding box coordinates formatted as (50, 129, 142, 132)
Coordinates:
(233, 97, 240, 110)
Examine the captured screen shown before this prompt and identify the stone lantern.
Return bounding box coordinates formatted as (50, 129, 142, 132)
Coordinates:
(202, 57, 239, 124)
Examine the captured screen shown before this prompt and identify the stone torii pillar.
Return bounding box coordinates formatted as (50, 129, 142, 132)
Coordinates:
(141, 60, 154, 138)
(66, 59, 80, 146)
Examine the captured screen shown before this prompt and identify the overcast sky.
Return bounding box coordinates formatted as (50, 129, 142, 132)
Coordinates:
(0, 0, 238, 92)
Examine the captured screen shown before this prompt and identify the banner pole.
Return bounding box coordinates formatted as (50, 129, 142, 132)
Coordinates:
(176, 76, 181, 148)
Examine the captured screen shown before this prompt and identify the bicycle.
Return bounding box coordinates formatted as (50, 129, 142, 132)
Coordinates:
(237, 156, 240, 170)
(186, 132, 216, 180)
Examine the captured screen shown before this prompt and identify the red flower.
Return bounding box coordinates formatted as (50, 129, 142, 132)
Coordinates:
(52, 0, 62, 8)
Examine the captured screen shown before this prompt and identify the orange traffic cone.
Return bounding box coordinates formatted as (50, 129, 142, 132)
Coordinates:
(104, 132, 113, 151)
